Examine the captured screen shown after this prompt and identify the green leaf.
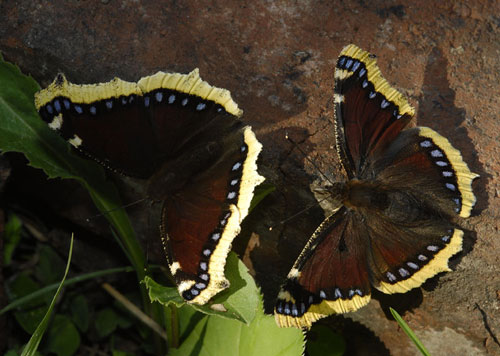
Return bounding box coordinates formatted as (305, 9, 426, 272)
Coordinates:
(95, 308, 120, 338)
(70, 295, 89, 333)
(14, 305, 47, 336)
(390, 307, 430, 356)
(0, 54, 85, 179)
(7, 273, 46, 334)
(0, 55, 164, 343)
(166, 252, 304, 356)
(0, 55, 145, 280)
(0, 55, 40, 138)
(306, 325, 345, 356)
(35, 245, 66, 285)
(144, 276, 185, 308)
(94, 303, 133, 338)
(146, 252, 259, 324)
(5, 350, 42, 356)
(249, 183, 275, 213)
(20, 234, 74, 356)
(170, 307, 304, 356)
(3, 213, 23, 265)
(193, 251, 259, 324)
(112, 350, 136, 356)
(44, 315, 81, 356)
(176, 304, 204, 341)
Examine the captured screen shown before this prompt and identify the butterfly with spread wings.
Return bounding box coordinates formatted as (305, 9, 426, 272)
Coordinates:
(35, 69, 264, 305)
(275, 44, 478, 328)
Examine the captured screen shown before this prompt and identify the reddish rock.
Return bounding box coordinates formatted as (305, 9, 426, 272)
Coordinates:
(1, 1, 498, 354)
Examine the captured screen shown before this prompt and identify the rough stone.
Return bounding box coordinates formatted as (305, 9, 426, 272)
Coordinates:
(1, 1, 498, 354)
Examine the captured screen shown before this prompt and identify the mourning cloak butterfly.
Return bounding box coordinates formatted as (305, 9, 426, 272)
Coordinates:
(35, 69, 264, 304)
(275, 44, 478, 328)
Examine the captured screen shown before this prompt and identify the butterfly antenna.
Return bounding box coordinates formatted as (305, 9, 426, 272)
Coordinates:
(268, 133, 343, 231)
(285, 132, 338, 187)
(86, 197, 149, 223)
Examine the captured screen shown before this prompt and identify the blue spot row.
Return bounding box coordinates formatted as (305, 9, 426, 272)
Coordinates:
(337, 55, 403, 119)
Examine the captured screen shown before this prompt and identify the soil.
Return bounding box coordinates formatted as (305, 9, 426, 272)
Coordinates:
(1, 1, 499, 355)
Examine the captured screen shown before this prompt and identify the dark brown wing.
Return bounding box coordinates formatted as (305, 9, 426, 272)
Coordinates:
(334, 44, 414, 179)
(162, 127, 264, 304)
(137, 71, 242, 159)
(275, 207, 371, 328)
(35, 69, 242, 178)
(36, 74, 156, 177)
(363, 209, 463, 294)
(363, 126, 477, 293)
(371, 127, 478, 218)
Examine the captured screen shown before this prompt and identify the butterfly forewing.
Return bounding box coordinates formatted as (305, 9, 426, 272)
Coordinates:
(137, 72, 236, 158)
(36, 75, 159, 178)
(334, 44, 414, 179)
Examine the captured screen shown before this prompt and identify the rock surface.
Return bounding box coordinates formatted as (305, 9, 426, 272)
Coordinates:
(1, 1, 499, 355)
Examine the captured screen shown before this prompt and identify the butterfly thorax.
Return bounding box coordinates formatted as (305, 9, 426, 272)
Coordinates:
(343, 179, 389, 211)
(146, 141, 222, 200)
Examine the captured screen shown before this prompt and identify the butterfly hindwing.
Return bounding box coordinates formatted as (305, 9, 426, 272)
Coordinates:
(372, 127, 478, 219)
(275, 207, 371, 328)
(363, 211, 463, 294)
(162, 126, 264, 304)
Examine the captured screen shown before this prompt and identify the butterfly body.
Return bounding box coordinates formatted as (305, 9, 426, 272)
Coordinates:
(343, 180, 385, 210)
(275, 44, 478, 328)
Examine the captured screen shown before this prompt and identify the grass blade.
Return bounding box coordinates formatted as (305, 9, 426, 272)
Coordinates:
(20, 234, 74, 356)
(1, 266, 135, 315)
(390, 307, 431, 356)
